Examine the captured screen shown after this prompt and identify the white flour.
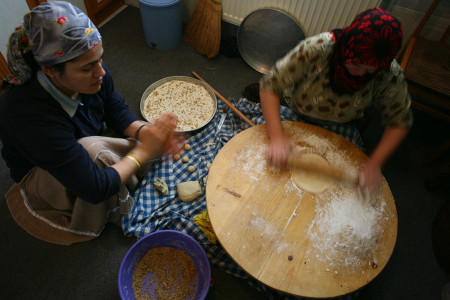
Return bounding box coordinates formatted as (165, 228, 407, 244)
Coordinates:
(307, 187, 386, 268)
(232, 143, 268, 183)
(249, 214, 277, 237)
(296, 130, 386, 269)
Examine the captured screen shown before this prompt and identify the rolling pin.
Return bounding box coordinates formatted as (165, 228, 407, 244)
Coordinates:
(288, 153, 360, 185)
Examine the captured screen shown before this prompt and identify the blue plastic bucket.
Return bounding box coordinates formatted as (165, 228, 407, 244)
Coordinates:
(118, 230, 211, 300)
(138, 0, 181, 50)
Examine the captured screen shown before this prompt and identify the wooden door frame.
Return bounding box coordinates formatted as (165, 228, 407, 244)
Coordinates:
(26, 0, 46, 10)
(84, 0, 125, 26)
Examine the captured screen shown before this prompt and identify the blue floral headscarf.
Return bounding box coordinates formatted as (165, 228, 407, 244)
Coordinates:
(5, 1, 102, 85)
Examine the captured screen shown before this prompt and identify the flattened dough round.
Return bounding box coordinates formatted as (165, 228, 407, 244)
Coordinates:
(291, 153, 335, 193)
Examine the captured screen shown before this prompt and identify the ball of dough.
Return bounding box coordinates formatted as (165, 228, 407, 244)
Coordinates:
(188, 166, 195, 173)
(184, 143, 191, 151)
(182, 156, 189, 163)
(177, 181, 202, 202)
(154, 178, 169, 196)
(173, 153, 180, 161)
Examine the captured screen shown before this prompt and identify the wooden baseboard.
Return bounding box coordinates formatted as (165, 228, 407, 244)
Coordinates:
(125, 0, 138, 7)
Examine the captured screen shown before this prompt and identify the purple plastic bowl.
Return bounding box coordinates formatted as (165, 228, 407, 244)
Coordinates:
(118, 230, 211, 300)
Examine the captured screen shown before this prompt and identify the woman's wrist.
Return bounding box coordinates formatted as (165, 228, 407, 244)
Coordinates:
(134, 123, 147, 140)
(131, 145, 151, 163)
(125, 152, 142, 170)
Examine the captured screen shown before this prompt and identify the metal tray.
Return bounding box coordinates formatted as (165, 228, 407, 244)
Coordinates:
(140, 76, 217, 133)
(237, 8, 306, 74)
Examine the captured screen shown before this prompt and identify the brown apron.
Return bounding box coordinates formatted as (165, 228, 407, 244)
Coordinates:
(5, 136, 147, 245)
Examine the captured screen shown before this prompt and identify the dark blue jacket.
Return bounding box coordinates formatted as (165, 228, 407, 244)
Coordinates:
(0, 64, 138, 203)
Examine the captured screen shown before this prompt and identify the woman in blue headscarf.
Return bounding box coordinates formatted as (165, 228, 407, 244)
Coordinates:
(0, 1, 181, 245)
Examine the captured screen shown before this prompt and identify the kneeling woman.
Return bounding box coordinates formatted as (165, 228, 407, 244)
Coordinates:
(0, 1, 180, 244)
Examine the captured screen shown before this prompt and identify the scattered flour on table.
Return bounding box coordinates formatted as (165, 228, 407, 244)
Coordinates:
(277, 242, 289, 254)
(232, 143, 269, 183)
(249, 213, 278, 237)
(307, 187, 386, 268)
(298, 131, 385, 268)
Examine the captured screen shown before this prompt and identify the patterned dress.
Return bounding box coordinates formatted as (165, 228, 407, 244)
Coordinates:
(260, 31, 413, 129)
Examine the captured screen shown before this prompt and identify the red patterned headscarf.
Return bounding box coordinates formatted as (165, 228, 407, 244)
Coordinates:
(329, 7, 403, 95)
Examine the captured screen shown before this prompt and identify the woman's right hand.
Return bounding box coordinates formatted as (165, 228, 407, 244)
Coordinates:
(134, 114, 184, 161)
(267, 133, 290, 168)
(260, 88, 290, 169)
(113, 114, 183, 184)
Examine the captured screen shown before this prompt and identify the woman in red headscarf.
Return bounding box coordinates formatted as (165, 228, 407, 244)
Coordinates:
(259, 7, 412, 192)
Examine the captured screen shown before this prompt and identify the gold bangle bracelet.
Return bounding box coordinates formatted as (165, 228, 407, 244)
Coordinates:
(128, 152, 143, 166)
(126, 154, 141, 170)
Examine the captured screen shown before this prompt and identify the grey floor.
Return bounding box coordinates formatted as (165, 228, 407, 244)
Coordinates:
(1, 5, 449, 300)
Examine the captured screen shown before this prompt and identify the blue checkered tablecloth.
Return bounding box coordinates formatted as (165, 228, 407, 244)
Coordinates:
(122, 98, 363, 299)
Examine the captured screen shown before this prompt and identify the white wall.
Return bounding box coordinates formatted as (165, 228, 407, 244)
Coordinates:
(69, 0, 87, 14)
(0, 0, 30, 58)
(0, 0, 87, 59)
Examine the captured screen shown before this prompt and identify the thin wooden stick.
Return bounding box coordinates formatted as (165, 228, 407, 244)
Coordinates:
(192, 71, 255, 127)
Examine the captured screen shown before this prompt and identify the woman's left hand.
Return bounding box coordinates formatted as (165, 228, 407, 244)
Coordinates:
(137, 114, 185, 161)
(358, 126, 409, 193)
(359, 159, 382, 193)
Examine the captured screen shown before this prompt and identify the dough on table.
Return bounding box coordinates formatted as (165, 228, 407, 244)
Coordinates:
(177, 181, 202, 202)
(291, 153, 335, 193)
(154, 178, 169, 196)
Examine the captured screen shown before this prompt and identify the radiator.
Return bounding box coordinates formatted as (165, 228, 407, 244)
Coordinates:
(222, 0, 382, 36)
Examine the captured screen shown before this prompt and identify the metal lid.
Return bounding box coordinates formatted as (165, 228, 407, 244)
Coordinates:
(237, 8, 306, 74)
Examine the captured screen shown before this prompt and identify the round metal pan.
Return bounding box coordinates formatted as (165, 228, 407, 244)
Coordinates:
(140, 76, 217, 133)
(237, 8, 306, 74)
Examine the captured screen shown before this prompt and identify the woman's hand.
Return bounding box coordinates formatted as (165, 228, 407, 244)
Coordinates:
(358, 125, 409, 194)
(135, 114, 184, 161)
(260, 88, 290, 168)
(113, 114, 184, 184)
(359, 158, 382, 193)
(267, 133, 290, 168)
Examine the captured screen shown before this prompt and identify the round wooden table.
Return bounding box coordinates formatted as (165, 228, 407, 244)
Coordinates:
(206, 121, 397, 298)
